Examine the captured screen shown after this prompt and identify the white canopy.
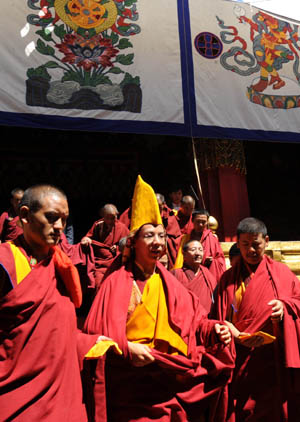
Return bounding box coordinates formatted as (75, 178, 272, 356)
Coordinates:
(223, 0, 300, 24)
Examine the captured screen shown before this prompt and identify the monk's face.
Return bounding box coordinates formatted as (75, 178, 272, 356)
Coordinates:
(11, 191, 24, 214)
(192, 214, 208, 234)
(180, 202, 194, 217)
(103, 211, 117, 230)
(21, 194, 69, 252)
(134, 224, 166, 267)
(169, 190, 182, 206)
(183, 240, 203, 270)
(237, 232, 269, 267)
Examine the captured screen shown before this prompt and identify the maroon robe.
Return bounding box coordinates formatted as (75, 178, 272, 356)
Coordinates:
(119, 207, 131, 229)
(199, 229, 226, 282)
(59, 232, 96, 291)
(215, 255, 300, 422)
(172, 265, 217, 315)
(0, 209, 20, 242)
(0, 239, 98, 422)
(176, 210, 193, 235)
(162, 206, 182, 269)
(85, 219, 129, 287)
(84, 261, 235, 422)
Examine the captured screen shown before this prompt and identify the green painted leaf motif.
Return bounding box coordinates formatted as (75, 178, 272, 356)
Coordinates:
(120, 72, 140, 87)
(36, 29, 52, 42)
(125, 0, 137, 6)
(118, 26, 131, 32)
(62, 71, 84, 84)
(54, 24, 67, 40)
(27, 66, 51, 81)
(36, 39, 55, 56)
(116, 53, 134, 65)
(109, 32, 119, 45)
(44, 61, 60, 68)
(94, 74, 113, 85)
(117, 38, 133, 49)
(107, 67, 124, 74)
(47, 0, 55, 6)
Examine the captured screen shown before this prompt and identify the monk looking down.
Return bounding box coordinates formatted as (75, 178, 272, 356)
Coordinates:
(215, 217, 300, 421)
(81, 203, 129, 288)
(0, 185, 107, 422)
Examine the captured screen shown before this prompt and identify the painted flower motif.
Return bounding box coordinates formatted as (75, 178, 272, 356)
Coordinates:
(56, 34, 119, 71)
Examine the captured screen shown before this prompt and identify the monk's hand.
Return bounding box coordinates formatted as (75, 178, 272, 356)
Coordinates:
(215, 323, 231, 345)
(224, 320, 240, 338)
(81, 236, 92, 246)
(127, 341, 155, 367)
(110, 245, 117, 255)
(268, 299, 284, 321)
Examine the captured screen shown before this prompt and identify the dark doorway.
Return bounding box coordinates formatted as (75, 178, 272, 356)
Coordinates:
(244, 140, 300, 241)
(0, 126, 196, 241)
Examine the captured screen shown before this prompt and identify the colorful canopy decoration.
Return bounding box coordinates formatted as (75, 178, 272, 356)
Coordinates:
(1, 0, 300, 142)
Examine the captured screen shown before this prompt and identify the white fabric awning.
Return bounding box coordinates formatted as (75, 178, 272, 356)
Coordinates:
(223, 0, 300, 24)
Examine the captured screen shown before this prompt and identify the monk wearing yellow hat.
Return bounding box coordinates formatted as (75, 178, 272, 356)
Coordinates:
(84, 176, 235, 422)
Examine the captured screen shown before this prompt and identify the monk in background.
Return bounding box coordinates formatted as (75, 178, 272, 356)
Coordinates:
(156, 193, 181, 269)
(167, 186, 183, 211)
(172, 239, 217, 315)
(0, 187, 24, 242)
(81, 204, 129, 288)
(174, 209, 226, 282)
(214, 217, 300, 421)
(175, 195, 195, 234)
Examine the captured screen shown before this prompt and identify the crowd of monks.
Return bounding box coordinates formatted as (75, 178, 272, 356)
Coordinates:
(1, 181, 300, 422)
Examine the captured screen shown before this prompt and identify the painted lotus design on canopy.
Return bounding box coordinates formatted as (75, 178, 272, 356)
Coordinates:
(26, 0, 141, 112)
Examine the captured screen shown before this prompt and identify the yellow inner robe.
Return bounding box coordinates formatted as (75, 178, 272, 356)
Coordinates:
(126, 273, 188, 356)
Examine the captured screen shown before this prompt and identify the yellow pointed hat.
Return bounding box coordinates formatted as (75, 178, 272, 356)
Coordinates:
(130, 175, 162, 232)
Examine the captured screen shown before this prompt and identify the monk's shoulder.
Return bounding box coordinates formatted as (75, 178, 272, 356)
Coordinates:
(219, 265, 236, 287)
(267, 257, 297, 280)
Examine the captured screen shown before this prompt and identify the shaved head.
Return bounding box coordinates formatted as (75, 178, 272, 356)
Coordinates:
(101, 204, 119, 229)
(182, 196, 195, 206)
(101, 204, 118, 216)
(180, 196, 195, 217)
(19, 185, 67, 214)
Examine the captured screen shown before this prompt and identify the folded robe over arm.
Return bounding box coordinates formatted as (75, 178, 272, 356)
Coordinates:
(84, 261, 235, 422)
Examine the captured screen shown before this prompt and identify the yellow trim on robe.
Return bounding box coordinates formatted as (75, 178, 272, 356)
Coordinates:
(85, 340, 122, 359)
(126, 273, 188, 356)
(173, 234, 190, 269)
(232, 281, 246, 324)
(8, 242, 31, 285)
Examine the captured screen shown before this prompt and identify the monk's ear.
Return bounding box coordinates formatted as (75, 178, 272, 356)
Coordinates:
(19, 205, 30, 225)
